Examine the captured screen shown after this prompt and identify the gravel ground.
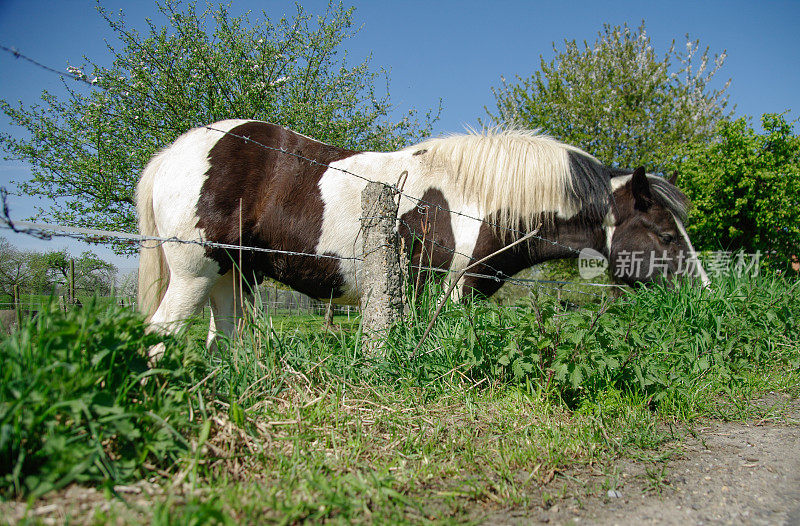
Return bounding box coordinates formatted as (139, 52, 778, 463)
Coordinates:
(581, 416, 800, 525)
(483, 396, 800, 525)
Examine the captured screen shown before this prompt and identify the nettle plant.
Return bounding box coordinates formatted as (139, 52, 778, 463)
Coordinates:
(496, 274, 799, 404)
(389, 273, 799, 407)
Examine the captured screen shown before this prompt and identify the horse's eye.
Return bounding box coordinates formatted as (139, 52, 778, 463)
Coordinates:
(660, 233, 674, 244)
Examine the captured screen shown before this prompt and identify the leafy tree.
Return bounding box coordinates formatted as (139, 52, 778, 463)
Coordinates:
(30, 249, 118, 296)
(117, 270, 139, 299)
(486, 22, 731, 171)
(0, 238, 33, 301)
(0, 1, 437, 247)
(678, 113, 800, 266)
(0, 239, 118, 297)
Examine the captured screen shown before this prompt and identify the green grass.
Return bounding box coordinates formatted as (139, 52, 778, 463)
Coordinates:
(1, 273, 798, 523)
(0, 300, 195, 498)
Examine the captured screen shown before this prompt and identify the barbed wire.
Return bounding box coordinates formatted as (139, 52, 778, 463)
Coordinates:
(1, 199, 615, 302)
(0, 44, 615, 305)
(0, 44, 99, 87)
(0, 43, 585, 258)
(0, 209, 362, 266)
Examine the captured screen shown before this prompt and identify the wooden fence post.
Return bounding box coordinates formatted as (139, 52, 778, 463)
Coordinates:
(359, 182, 403, 356)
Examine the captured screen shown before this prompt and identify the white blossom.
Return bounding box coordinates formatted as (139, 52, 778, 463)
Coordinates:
(269, 76, 291, 87)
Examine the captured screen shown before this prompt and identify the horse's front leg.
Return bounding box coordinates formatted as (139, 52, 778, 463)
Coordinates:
(148, 274, 217, 361)
(206, 270, 252, 352)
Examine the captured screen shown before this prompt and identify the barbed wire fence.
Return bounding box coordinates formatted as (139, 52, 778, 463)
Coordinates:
(0, 43, 628, 342)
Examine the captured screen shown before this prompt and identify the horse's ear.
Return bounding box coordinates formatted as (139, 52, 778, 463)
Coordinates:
(668, 170, 678, 186)
(631, 166, 652, 212)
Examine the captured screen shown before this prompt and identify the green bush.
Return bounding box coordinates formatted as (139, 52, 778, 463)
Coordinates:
(679, 113, 800, 265)
(0, 300, 194, 497)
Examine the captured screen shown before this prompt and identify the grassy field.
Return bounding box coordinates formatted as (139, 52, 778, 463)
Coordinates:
(1, 273, 799, 523)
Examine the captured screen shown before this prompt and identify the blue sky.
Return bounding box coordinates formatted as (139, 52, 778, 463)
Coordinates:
(0, 0, 798, 269)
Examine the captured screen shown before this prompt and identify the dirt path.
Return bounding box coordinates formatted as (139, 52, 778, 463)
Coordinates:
(510, 401, 800, 525)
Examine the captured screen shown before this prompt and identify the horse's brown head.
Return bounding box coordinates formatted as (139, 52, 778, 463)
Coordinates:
(609, 167, 707, 287)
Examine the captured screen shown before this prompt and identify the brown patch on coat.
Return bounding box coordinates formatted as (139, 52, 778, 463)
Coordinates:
(195, 121, 358, 299)
(398, 188, 455, 289)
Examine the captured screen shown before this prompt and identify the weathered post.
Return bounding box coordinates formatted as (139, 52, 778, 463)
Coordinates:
(359, 181, 403, 355)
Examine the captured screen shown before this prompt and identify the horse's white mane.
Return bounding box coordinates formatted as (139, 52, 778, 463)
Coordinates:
(409, 127, 606, 233)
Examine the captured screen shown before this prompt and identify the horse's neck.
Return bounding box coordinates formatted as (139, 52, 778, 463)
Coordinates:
(534, 214, 609, 263)
(474, 214, 607, 270)
(461, 215, 605, 297)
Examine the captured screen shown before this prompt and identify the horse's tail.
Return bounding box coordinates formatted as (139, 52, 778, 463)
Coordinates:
(136, 150, 170, 321)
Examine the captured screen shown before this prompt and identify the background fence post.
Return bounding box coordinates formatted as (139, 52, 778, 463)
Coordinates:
(13, 284, 21, 328)
(68, 258, 75, 305)
(324, 300, 335, 329)
(359, 181, 403, 356)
